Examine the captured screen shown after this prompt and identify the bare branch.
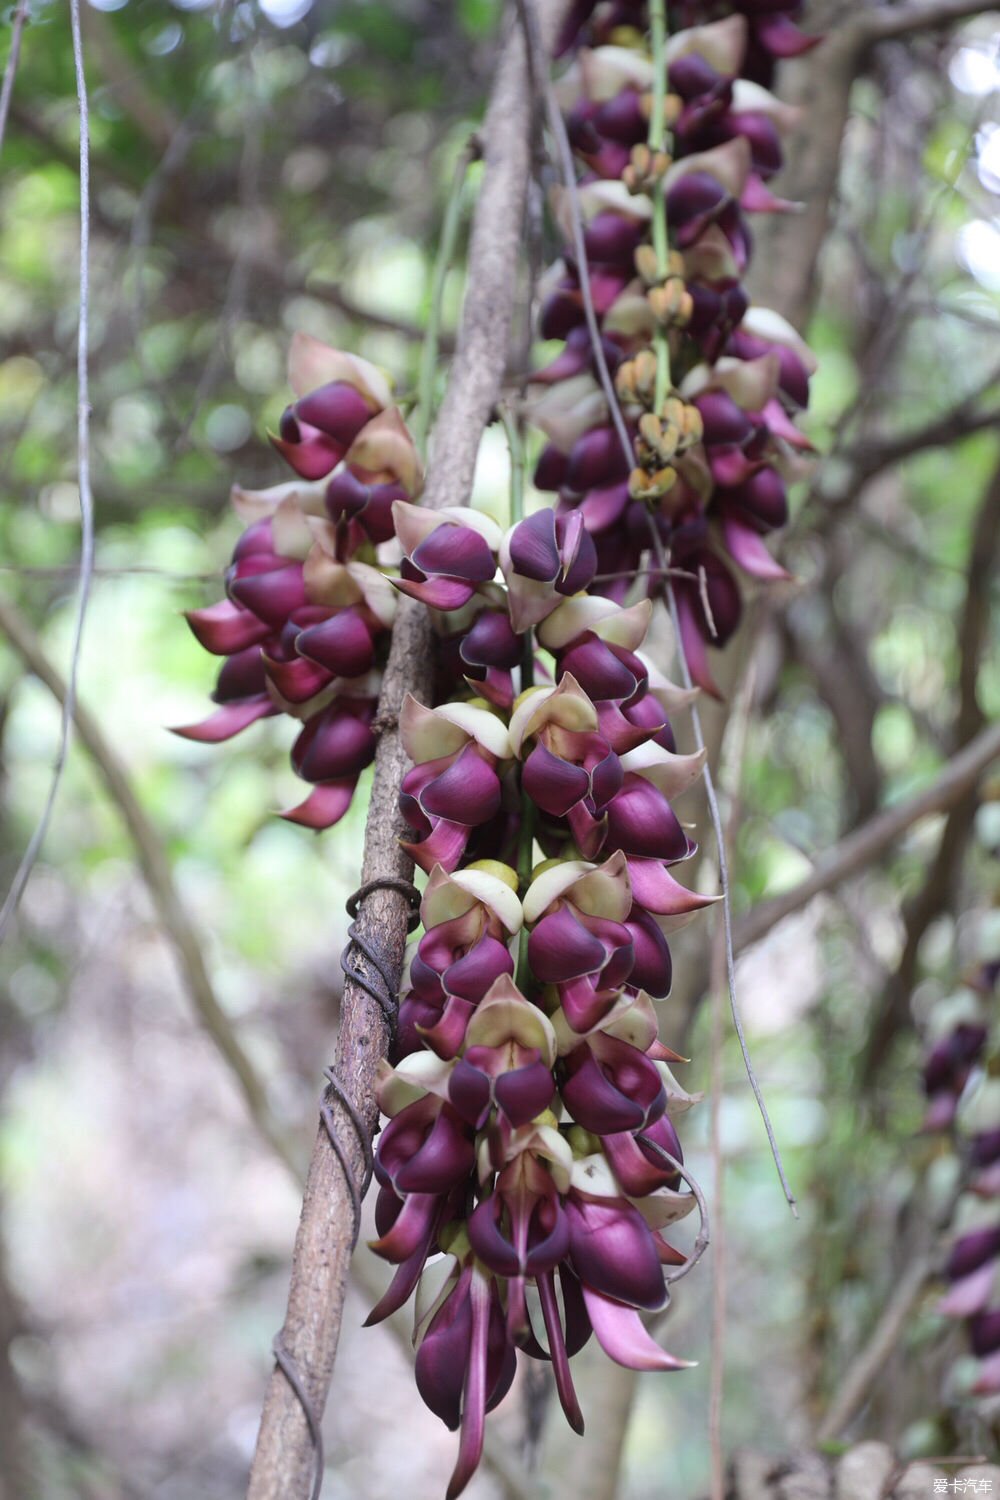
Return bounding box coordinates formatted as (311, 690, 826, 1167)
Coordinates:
(245, 8, 562, 1497)
(734, 717, 1000, 953)
(0, 594, 303, 1182)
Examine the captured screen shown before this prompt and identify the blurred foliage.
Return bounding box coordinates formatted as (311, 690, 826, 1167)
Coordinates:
(0, 1, 998, 1496)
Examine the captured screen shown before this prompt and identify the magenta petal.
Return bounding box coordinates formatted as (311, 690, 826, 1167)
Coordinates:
(447, 1274, 490, 1500)
(590, 1033, 666, 1123)
(467, 1197, 522, 1277)
(529, 905, 608, 983)
(421, 745, 501, 825)
(296, 610, 376, 677)
(559, 637, 640, 701)
(412, 524, 497, 583)
(185, 600, 269, 655)
(416, 1267, 473, 1431)
(449, 1060, 492, 1129)
(269, 428, 344, 481)
(213, 644, 267, 702)
(720, 513, 790, 580)
(625, 909, 672, 997)
(263, 652, 331, 704)
(756, 12, 821, 57)
(938, 1261, 995, 1318)
(566, 1196, 666, 1310)
(732, 466, 788, 529)
(402, 819, 471, 876)
(364, 1240, 434, 1326)
(172, 695, 275, 743)
(581, 1285, 690, 1371)
(369, 1191, 441, 1264)
(279, 780, 357, 829)
(561, 1044, 645, 1134)
(559, 975, 618, 1034)
(509, 510, 560, 582)
(394, 574, 478, 611)
(534, 444, 569, 492)
(418, 993, 477, 1059)
(946, 1227, 1000, 1281)
(567, 426, 630, 492)
(395, 1111, 476, 1195)
(293, 709, 376, 783)
(443, 932, 514, 1001)
(494, 1059, 555, 1126)
(536, 1270, 585, 1434)
(460, 610, 521, 670)
(228, 562, 308, 628)
(603, 1120, 683, 1198)
(578, 481, 629, 532)
(605, 777, 690, 861)
(694, 389, 752, 446)
(296, 381, 373, 444)
(523, 742, 591, 817)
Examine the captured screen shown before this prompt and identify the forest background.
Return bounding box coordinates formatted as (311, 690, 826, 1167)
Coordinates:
(0, 0, 999, 1497)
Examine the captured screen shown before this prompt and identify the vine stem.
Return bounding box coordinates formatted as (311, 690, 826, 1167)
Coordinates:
(0, 0, 95, 945)
(520, 0, 797, 1216)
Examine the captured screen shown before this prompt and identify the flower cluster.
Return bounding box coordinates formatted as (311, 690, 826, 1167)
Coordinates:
(177, 2, 819, 1487)
(925, 957, 1000, 1400)
(367, 473, 723, 1496)
(526, 7, 817, 693)
(176, 334, 422, 828)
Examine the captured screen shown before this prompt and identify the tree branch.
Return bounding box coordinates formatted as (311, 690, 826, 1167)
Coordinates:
(245, 7, 560, 1496)
(0, 593, 303, 1182)
(733, 717, 1000, 953)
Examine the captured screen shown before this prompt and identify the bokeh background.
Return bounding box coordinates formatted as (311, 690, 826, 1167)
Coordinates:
(1, 1, 999, 1496)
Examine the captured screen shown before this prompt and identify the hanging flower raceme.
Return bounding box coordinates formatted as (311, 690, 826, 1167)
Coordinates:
(922, 956, 1000, 1401)
(174, 4, 816, 1490)
(372, 454, 714, 1497)
(526, 7, 820, 694)
(175, 335, 422, 827)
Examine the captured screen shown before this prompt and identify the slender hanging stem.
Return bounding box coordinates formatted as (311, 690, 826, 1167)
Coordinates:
(501, 405, 537, 991)
(413, 137, 480, 457)
(647, 0, 672, 411)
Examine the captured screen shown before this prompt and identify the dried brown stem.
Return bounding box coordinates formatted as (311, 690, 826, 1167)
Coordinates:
(245, 7, 559, 1496)
(733, 717, 1000, 954)
(0, 593, 303, 1182)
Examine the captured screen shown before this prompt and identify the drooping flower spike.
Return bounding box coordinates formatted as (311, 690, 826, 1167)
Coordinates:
(526, 9, 818, 695)
(176, 335, 422, 828)
(178, 1, 817, 1489)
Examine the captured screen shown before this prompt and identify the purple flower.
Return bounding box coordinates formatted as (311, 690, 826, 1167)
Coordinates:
(561, 1030, 666, 1134)
(414, 1263, 517, 1500)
